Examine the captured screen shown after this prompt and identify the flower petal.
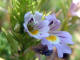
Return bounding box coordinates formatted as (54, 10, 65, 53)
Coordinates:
(23, 12, 34, 36)
(69, 0, 80, 17)
(24, 12, 33, 22)
(55, 44, 63, 58)
(37, 20, 49, 33)
(61, 44, 72, 54)
(52, 31, 74, 44)
(41, 39, 50, 45)
(73, 0, 80, 4)
(73, 10, 80, 17)
(45, 14, 56, 21)
(26, 32, 49, 39)
(39, 26, 49, 33)
(34, 11, 43, 23)
(45, 14, 61, 31)
(47, 44, 54, 50)
(39, 33, 49, 38)
(70, 3, 80, 17)
(41, 38, 54, 50)
(23, 23, 28, 32)
(55, 43, 72, 58)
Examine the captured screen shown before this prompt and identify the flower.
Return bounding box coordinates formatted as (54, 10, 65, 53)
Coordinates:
(23, 11, 49, 39)
(69, 0, 80, 17)
(41, 14, 74, 58)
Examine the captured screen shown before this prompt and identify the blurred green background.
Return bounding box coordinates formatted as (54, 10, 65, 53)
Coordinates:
(0, 0, 80, 60)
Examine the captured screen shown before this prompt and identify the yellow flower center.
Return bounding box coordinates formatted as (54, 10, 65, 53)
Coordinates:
(46, 35, 57, 42)
(31, 30, 39, 35)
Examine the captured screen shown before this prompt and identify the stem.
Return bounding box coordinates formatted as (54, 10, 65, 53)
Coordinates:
(36, 53, 41, 60)
(46, 50, 59, 60)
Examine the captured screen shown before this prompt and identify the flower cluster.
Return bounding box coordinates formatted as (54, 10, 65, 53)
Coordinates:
(23, 11, 74, 58)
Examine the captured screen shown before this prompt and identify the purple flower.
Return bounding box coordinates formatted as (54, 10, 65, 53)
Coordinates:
(23, 11, 49, 39)
(41, 14, 74, 58)
(23, 12, 74, 58)
(69, 0, 80, 17)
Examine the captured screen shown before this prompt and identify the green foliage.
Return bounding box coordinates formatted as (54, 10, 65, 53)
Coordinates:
(0, 32, 11, 60)
(2, 28, 18, 54)
(38, 0, 54, 13)
(19, 50, 35, 60)
(10, 0, 39, 31)
(1, 0, 42, 59)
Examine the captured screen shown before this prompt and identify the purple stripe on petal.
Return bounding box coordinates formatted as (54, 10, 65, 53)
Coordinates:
(45, 14, 61, 31)
(50, 20, 60, 31)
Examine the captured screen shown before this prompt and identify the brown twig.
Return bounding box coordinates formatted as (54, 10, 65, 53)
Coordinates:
(46, 48, 59, 60)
